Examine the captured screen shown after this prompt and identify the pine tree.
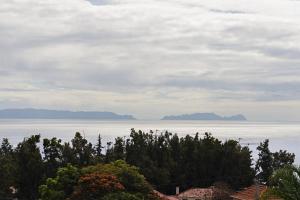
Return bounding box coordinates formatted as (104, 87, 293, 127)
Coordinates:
(256, 139, 273, 183)
(95, 134, 104, 162)
(15, 135, 44, 200)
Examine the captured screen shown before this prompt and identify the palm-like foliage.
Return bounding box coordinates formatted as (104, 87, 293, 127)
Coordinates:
(262, 165, 300, 200)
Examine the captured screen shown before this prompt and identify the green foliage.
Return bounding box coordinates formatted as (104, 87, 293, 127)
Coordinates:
(15, 135, 44, 200)
(61, 142, 75, 165)
(113, 137, 126, 160)
(95, 134, 104, 162)
(261, 165, 300, 200)
(0, 131, 294, 199)
(56, 164, 81, 195)
(272, 150, 295, 170)
(39, 164, 80, 200)
(39, 160, 154, 200)
(43, 137, 63, 177)
(71, 132, 95, 166)
(0, 138, 16, 198)
(44, 132, 99, 169)
(82, 160, 153, 196)
(256, 139, 295, 183)
(39, 180, 65, 200)
(256, 139, 273, 183)
(219, 140, 255, 188)
(124, 129, 254, 193)
(39, 160, 156, 200)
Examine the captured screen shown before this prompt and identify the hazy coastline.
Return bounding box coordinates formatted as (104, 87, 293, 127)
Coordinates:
(0, 119, 299, 163)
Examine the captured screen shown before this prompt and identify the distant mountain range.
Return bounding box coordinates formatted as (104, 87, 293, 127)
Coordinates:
(0, 109, 136, 120)
(0, 109, 247, 121)
(161, 113, 247, 121)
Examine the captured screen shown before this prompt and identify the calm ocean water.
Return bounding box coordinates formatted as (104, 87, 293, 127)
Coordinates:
(0, 119, 299, 163)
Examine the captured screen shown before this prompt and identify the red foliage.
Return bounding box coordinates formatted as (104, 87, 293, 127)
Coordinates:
(71, 173, 124, 199)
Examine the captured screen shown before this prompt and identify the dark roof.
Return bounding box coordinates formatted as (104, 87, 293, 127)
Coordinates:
(153, 190, 179, 200)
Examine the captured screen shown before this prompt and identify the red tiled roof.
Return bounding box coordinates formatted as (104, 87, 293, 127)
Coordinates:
(178, 188, 214, 198)
(231, 185, 281, 200)
(165, 196, 179, 200)
(231, 185, 266, 200)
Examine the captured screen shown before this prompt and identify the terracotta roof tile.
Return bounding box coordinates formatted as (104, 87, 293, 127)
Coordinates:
(231, 185, 266, 200)
(178, 188, 214, 198)
(231, 185, 282, 200)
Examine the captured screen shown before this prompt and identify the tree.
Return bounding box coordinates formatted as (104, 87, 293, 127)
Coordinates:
(82, 160, 155, 199)
(256, 139, 273, 183)
(113, 137, 126, 160)
(95, 134, 104, 162)
(61, 142, 75, 165)
(272, 150, 295, 170)
(124, 129, 172, 192)
(0, 131, 288, 198)
(262, 165, 300, 200)
(70, 173, 124, 200)
(40, 160, 156, 200)
(219, 140, 254, 189)
(124, 130, 255, 193)
(256, 139, 295, 184)
(43, 137, 63, 177)
(39, 164, 80, 200)
(15, 135, 44, 200)
(105, 141, 114, 163)
(1, 138, 13, 154)
(39, 179, 65, 200)
(168, 133, 181, 190)
(0, 138, 16, 198)
(103, 137, 125, 163)
(71, 132, 95, 166)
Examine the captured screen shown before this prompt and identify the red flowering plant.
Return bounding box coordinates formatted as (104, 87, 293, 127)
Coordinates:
(70, 173, 124, 200)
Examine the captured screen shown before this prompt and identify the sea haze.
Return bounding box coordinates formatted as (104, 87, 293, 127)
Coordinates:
(0, 119, 299, 163)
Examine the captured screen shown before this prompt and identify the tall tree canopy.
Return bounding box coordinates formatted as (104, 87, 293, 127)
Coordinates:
(0, 131, 294, 198)
(40, 160, 157, 200)
(14, 135, 44, 200)
(122, 129, 255, 193)
(0, 138, 16, 199)
(256, 139, 295, 183)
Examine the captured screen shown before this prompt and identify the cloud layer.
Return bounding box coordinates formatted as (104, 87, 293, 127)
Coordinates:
(0, 0, 300, 120)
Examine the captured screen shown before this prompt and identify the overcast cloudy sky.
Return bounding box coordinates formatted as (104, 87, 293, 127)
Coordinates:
(0, 0, 300, 121)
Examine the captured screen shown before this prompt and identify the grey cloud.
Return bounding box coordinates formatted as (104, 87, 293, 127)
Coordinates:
(87, 0, 109, 5)
(209, 9, 248, 14)
(259, 46, 300, 60)
(0, 0, 300, 120)
(159, 73, 300, 101)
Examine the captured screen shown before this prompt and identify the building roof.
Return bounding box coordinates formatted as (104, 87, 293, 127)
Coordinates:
(231, 185, 266, 200)
(178, 188, 214, 198)
(230, 185, 281, 200)
(153, 190, 179, 200)
(154, 186, 232, 200)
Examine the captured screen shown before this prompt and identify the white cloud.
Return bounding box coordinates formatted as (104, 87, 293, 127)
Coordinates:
(0, 0, 300, 120)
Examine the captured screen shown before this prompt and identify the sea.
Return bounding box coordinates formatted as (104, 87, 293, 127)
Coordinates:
(0, 119, 299, 163)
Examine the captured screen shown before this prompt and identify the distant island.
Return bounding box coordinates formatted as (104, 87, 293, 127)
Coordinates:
(161, 113, 247, 121)
(0, 109, 136, 120)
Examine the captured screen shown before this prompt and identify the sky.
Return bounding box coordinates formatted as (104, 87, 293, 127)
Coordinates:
(0, 0, 300, 121)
